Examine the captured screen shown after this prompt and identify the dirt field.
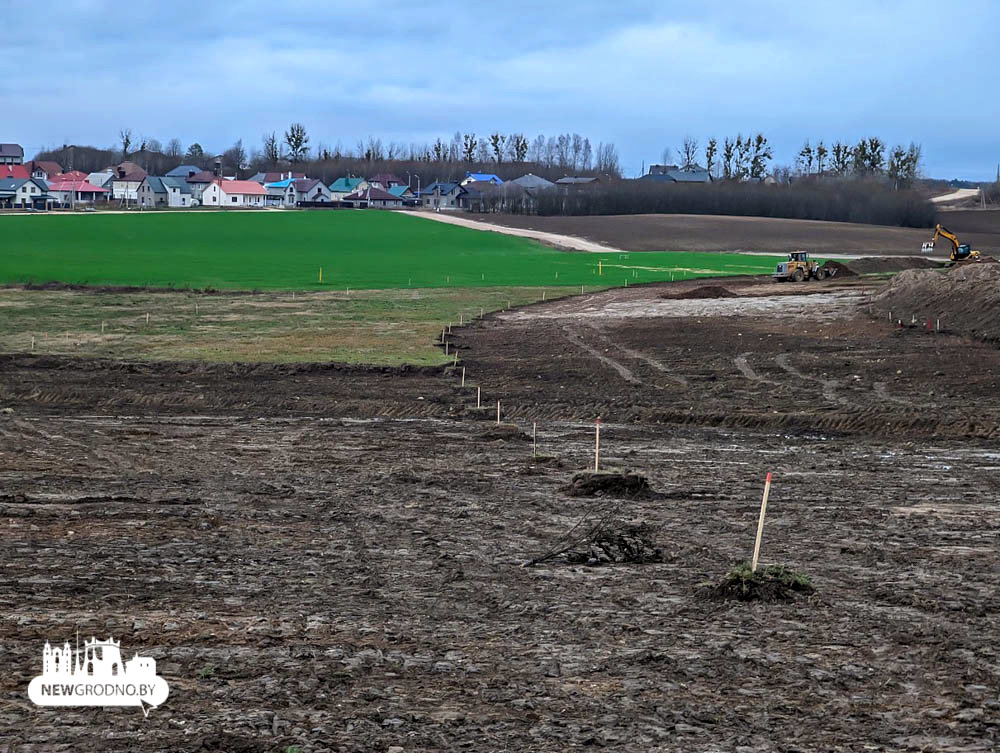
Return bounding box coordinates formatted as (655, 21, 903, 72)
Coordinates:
(2, 275, 999, 751)
(476, 212, 1000, 256)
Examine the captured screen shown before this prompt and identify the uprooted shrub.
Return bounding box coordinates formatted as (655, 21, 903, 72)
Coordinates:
(699, 562, 815, 602)
(563, 471, 656, 499)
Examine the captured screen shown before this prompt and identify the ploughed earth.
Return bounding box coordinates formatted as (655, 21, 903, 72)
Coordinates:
(1, 273, 999, 751)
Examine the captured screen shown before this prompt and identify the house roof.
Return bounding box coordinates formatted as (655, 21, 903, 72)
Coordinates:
(216, 179, 266, 195)
(87, 171, 112, 186)
(387, 185, 413, 197)
(343, 187, 400, 202)
(141, 176, 166, 193)
(418, 181, 460, 196)
(165, 165, 203, 177)
(186, 170, 217, 183)
(264, 177, 295, 188)
(368, 173, 403, 185)
(113, 170, 147, 183)
(160, 176, 193, 194)
(511, 173, 555, 190)
(0, 165, 29, 180)
(47, 179, 108, 193)
(639, 168, 711, 184)
(249, 171, 306, 184)
(0, 177, 48, 191)
(293, 179, 323, 192)
(556, 176, 600, 184)
(465, 171, 503, 184)
(329, 176, 365, 192)
(0, 143, 24, 159)
(56, 170, 88, 181)
(26, 160, 63, 176)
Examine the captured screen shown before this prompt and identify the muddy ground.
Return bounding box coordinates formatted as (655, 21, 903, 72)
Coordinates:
(1, 275, 999, 751)
(479, 212, 1000, 255)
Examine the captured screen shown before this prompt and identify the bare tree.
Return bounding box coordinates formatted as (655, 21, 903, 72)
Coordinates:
(679, 135, 699, 169)
(262, 132, 281, 163)
(119, 127, 132, 161)
(166, 138, 183, 160)
(223, 139, 247, 177)
(462, 133, 477, 162)
(489, 132, 507, 164)
(815, 140, 828, 174)
(722, 137, 735, 180)
(284, 123, 310, 163)
(797, 140, 814, 174)
(705, 138, 718, 178)
(749, 133, 773, 181)
(660, 146, 673, 166)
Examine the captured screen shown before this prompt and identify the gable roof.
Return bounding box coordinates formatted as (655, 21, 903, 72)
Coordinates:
(556, 176, 600, 184)
(160, 177, 193, 194)
(87, 171, 113, 187)
(26, 160, 63, 177)
(464, 171, 503, 184)
(0, 177, 48, 192)
(639, 168, 711, 183)
(329, 176, 365, 192)
(142, 176, 167, 193)
(293, 178, 323, 192)
(418, 181, 460, 196)
(216, 179, 266, 195)
(186, 170, 217, 183)
(387, 185, 413, 197)
(165, 164, 203, 177)
(511, 173, 555, 190)
(343, 187, 400, 202)
(0, 164, 29, 180)
(56, 170, 89, 181)
(47, 179, 108, 193)
(368, 173, 403, 186)
(0, 143, 23, 159)
(249, 171, 306, 184)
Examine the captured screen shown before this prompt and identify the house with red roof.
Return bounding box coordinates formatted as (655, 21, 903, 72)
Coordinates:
(47, 179, 108, 206)
(0, 164, 29, 180)
(25, 160, 63, 181)
(55, 170, 89, 182)
(200, 179, 267, 207)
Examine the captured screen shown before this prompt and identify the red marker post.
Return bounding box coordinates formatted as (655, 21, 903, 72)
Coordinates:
(751, 472, 773, 573)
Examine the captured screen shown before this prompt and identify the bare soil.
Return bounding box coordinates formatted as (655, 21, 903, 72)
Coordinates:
(479, 212, 1000, 255)
(2, 273, 999, 751)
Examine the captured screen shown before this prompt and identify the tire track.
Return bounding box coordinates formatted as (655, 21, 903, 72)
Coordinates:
(561, 325, 642, 385)
(582, 323, 688, 387)
(734, 352, 778, 385)
(774, 353, 849, 405)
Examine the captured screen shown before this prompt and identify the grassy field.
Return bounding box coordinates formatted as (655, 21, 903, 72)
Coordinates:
(0, 286, 589, 365)
(1, 210, 783, 290)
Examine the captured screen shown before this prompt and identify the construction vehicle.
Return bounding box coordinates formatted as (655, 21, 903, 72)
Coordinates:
(773, 251, 834, 282)
(925, 224, 981, 264)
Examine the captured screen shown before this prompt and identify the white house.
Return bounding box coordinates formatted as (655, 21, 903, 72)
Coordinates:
(200, 179, 266, 207)
(47, 179, 108, 206)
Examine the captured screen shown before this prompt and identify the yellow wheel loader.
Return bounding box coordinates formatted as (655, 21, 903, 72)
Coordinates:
(773, 251, 834, 282)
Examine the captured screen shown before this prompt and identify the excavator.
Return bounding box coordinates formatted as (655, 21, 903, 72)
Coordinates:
(923, 224, 981, 264)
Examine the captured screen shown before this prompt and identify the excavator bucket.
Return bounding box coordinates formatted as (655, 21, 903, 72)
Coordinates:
(921, 241, 935, 254)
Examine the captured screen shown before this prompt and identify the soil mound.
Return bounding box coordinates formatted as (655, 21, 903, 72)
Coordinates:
(480, 424, 531, 441)
(563, 471, 655, 498)
(847, 257, 940, 275)
(700, 563, 815, 602)
(564, 522, 663, 565)
(820, 260, 857, 277)
(873, 263, 1000, 343)
(662, 285, 737, 300)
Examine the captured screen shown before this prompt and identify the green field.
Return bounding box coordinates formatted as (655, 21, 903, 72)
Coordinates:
(2, 210, 783, 290)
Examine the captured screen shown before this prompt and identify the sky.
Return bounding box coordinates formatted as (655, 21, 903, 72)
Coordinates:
(5, 0, 999, 180)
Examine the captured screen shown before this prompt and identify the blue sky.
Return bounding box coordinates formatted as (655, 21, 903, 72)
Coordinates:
(6, 0, 999, 180)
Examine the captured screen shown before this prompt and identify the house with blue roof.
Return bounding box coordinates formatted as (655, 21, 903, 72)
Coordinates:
(329, 176, 368, 201)
(0, 177, 54, 209)
(166, 165, 203, 178)
(460, 171, 503, 186)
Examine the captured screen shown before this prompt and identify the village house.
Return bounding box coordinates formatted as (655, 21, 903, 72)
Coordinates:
(184, 170, 217, 202)
(25, 160, 63, 181)
(460, 171, 503, 186)
(639, 164, 712, 184)
(329, 176, 368, 201)
(200, 179, 266, 207)
(0, 143, 24, 166)
(0, 164, 29, 180)
(342, 186, 403, 209)
(367, 173, 405, 190)
(0, 178, 56, 209)
(165, 165, 203, 178)
(266, 177, 332, 206)
(419, 181, 463, 209)
(248, 170, 306, 184)
(55, 170, 89, 182)
(108, 163, 148, 203)
(161, 177, 194, 207)
(47, 178, 108, 206)
(137, 176, 168, 207)
(556, 176, 602, 187)
(387, 184, 417, 203)
(511, 173, 555, 191)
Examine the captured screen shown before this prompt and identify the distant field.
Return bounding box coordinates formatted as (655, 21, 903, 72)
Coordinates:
(480, 212, 1000, 255)
(1, 210, 783, 290)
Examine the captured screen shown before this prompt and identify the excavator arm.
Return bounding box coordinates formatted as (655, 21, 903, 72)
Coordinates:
(931, 224, 960, 255)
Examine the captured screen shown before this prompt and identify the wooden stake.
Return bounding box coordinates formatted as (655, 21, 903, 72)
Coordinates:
(751, 472, 773, 573)
(542, 291, 546, 301)
(598, 261, 602, 276)
(936, 318, 940, 331)
(319, 267, 323, 283)
(461, 366, 466, 387)
(459, 313, 463, 325)
(444, 342, 449, 355)
(145, 312, 149, 325)
(101, 320, 105, 334)
(477, 386, 481, 408)
(31, 336, 35, 352)
(594, 418, 601, 471)
(480, 307, 484, 317)
(532, 422, 537, 457)
(496, 399, 501, 425)
(453, 352, 458, 366)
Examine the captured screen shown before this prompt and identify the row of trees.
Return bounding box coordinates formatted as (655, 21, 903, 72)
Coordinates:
(662, 133, 773, 182)
(535, 180, 936, 228)
(795, 138, 923, 188)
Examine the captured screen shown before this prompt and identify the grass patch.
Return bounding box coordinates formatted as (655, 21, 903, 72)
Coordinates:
(0, 286, 584, 365)
(1, 211, 784, 290)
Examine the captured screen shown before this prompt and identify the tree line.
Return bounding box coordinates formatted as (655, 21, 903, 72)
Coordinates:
(35, 124, 622, 181)
(791, 137, 923, 189)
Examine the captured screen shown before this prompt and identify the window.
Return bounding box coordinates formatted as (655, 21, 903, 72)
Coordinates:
(232, 196, 237, 203)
